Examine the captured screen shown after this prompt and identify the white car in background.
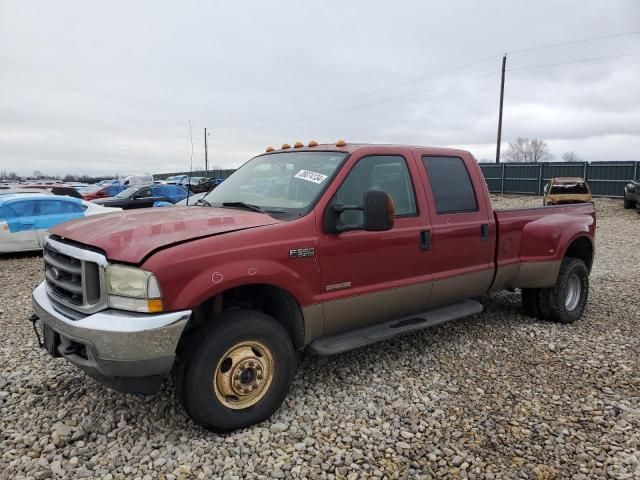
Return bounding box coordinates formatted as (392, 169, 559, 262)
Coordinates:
(0, 194, 121, 253)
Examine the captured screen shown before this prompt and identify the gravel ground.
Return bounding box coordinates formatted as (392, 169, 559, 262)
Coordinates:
(1, 196, 639, 480)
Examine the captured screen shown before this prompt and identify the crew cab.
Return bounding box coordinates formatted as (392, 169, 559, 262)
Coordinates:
(31, 142, 596, 432)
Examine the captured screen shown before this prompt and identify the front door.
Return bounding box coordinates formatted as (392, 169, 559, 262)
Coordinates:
(317, 152, 433, 335)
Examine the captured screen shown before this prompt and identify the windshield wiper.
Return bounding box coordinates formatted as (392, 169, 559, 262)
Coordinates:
(221, 201, 286, 214)
(221, 201, 266, 213)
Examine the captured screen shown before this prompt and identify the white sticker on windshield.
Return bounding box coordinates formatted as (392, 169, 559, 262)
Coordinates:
(294, 169, 328, 184)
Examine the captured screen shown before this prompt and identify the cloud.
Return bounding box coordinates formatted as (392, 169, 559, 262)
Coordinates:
(1, 0, 639, 176)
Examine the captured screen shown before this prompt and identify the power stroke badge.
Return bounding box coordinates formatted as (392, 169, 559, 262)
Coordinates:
(289, 247, 315, 258)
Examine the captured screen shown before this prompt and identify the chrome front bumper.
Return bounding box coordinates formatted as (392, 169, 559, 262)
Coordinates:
(32, 282, 190, 391)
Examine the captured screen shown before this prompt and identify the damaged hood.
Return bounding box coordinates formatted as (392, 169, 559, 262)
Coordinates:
(50, 207, 282, 263)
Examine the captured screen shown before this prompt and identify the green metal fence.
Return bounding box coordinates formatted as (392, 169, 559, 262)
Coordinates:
(480, 161, 639, 197)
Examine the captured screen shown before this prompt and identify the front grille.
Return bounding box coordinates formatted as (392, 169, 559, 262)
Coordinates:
(43, 237, 107, 314)
(44, 246, 84, 305)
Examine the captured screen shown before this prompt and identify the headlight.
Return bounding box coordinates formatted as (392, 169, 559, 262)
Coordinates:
(106, 264, 163, 313)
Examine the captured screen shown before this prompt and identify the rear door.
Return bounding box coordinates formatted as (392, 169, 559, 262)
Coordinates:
(0, 200, 40, 252)
(317, 150, 434, 335)
(417, 155, 494, 308)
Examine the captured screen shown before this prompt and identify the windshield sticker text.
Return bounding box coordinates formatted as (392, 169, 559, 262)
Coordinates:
(294, 170, 328, 184)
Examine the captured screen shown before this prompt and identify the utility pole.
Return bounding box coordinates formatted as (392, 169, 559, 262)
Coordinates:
(204, 127, 209, 172)
(495, 54, 507, 163)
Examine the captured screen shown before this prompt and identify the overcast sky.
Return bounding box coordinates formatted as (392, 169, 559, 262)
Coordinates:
(1, 1, 639, 177)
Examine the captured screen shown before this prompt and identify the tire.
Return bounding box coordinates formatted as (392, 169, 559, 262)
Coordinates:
(175, 309, 295, 432)
(521, 288, 541, 318)
(623, 196, 633, 209)
(536, 288, 555, 320)
(538, 257, 589, 324)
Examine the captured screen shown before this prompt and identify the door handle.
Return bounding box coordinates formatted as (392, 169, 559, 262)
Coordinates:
(480, 224, 489, 241)
(420, 230, 431, 251)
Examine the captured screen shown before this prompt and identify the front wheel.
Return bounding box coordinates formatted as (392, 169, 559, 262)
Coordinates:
(175, 310, 296, 432)
(538, 257, 589, 323)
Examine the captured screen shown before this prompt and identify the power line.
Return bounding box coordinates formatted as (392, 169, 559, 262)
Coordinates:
(508, 51, 640, 71)
(218, 30, 640, 133)
(233, 54, 500, 130)
(508, 30, 640, 55)
(263, 71, 498, 131)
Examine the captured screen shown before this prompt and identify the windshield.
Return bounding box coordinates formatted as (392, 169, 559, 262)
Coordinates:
(203, 151, 347, 216)
(550, 182, 589, 195)
(114, 186, 140, 199)
(177, 192, 207, 205)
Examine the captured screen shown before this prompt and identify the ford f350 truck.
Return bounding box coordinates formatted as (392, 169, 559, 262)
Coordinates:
(32, 142, 596, 432)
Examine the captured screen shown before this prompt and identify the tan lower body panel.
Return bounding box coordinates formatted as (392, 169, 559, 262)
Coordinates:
(428, 269, 494, 309)
(489, 262, 520, 292)
(301, 303, 325, 346)
(512, 260, 561, 288)
(303, 269, 496, 342)
(321, 281, 433, 336)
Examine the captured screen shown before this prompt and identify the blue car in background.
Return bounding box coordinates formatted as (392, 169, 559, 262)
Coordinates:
(0, 194, 121, 253)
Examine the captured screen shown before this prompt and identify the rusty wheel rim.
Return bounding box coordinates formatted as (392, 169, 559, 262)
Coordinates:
(213, 340, 274, 409)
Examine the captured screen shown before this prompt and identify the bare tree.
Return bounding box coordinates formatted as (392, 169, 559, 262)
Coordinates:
(527, 138, 552, 163)
(504, 137, 552, 163)
(562, 151, 582, 162)
(504, 137, 528, 162)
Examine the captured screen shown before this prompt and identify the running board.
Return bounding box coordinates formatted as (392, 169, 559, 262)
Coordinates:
(308, 299, 483, 356)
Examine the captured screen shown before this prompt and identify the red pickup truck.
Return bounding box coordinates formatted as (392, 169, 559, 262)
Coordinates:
(32, 142, 596, 432)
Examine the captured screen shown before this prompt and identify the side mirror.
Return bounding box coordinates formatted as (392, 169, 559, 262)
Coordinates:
(324, 189, 395, 234)
(363, 189, 395, 231)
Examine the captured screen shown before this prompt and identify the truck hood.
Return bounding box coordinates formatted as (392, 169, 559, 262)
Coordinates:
(50, 207, 282, 264)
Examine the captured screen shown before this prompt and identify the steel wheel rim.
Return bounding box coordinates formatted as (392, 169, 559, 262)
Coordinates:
(565, 273, 581, 311)
(213, 340, 274, 410)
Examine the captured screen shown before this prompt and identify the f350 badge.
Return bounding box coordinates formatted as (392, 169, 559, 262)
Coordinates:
(289, 247, 315, 258)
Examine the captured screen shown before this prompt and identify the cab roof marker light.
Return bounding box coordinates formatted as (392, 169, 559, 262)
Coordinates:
(294, 141, 304, 148)
(282, 143, 291, 149)
(266, 146, 275, 152)
(336, 139, 347, 147)
(308, 140, 318, 147)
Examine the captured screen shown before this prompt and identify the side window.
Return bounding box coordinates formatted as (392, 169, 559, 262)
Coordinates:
(4, 200, 38, 218)
(334, 155, 417, 224)
(136, 187, 152, 198)
(39, 200, 82, 215)
(422, 156, 478, 214)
